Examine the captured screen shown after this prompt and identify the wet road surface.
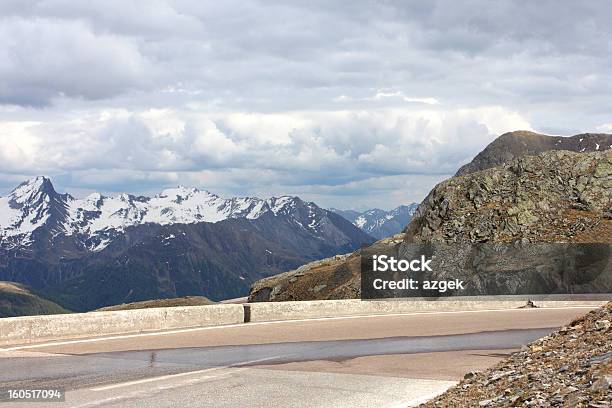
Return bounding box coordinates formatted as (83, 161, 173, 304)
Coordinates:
(0, 306, 594, 407)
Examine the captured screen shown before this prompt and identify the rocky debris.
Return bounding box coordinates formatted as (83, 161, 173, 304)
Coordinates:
(420, 302, 612, 407)
(406, 150, 611, 244)
(395, 150, 611, 297)
(455, 131, 612, 176)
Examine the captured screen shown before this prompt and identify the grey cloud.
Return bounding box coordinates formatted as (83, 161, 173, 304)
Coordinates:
(0, 0, 611, 208)
(2, 0, 611, 113)
(0, 17, 151, 106)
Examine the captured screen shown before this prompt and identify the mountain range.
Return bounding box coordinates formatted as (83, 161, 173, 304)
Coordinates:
(330, 205, 418, 239)
(3, 130, 611, 313)
(0, 178, 373, 310)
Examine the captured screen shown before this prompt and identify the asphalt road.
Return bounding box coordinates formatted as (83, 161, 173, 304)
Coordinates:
(0, 306, 595, 408)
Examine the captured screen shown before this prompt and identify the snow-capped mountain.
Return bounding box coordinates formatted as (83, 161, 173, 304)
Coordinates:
(0, 177, 342, 251)
(331, 204, 418, 239)
(0, 177, 71, 246)
(0, 177, 373, 310)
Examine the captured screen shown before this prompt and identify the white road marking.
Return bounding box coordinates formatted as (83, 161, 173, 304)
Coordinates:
(90, 356, 281, 391)
(71, 371, 244, 408)
(90, 370, 218, 391)
(0, 306, 597, 352)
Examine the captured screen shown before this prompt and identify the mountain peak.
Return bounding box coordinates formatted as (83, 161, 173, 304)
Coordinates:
(1, 176, 66, 242)
(9, 176, 57, 204)
(15, 176, 52, 189)
(456, 131, 612, 176)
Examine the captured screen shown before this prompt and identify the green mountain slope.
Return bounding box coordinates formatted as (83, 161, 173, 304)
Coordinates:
(0, 281, 69, 317)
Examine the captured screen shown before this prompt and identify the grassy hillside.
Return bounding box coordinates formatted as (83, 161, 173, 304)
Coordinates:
(95, 296, 215, 311)
(0, 282, 216, 316)
(0, 281, 70, 317)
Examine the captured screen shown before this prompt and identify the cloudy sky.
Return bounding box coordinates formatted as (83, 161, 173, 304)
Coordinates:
(1, 1, 611, 210)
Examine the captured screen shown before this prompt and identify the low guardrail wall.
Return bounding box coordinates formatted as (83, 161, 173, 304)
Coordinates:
(244, 298, 608, 322)
(1, 297, 606, 346)
(0, 304, 244, 346)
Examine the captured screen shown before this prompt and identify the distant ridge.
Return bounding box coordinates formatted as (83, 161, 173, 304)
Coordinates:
(331, 204, 418, 239)
(456, 130, 612, 176)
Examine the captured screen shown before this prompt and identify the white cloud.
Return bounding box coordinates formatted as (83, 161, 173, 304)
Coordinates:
(0, 105, 531, 207)
(373, 91, 439, 105)
(0, 121, 41, 171)
(334, 90, 440, 105)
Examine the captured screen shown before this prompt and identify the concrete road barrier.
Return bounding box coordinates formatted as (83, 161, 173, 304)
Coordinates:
(2, 297, 606, 346)
(0, 304, 244, 346)
(244, 297, 608, 322)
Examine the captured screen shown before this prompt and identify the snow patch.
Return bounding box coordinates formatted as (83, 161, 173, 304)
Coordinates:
(355, 216, 367, 229)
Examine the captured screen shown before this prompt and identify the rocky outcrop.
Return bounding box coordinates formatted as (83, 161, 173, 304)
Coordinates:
(455, 131, 612, 176)
(249, 149, 611, 302)
(420, 302, 612, 407)
(388, 150, 611, 298)
(406, 150, 611, 244)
